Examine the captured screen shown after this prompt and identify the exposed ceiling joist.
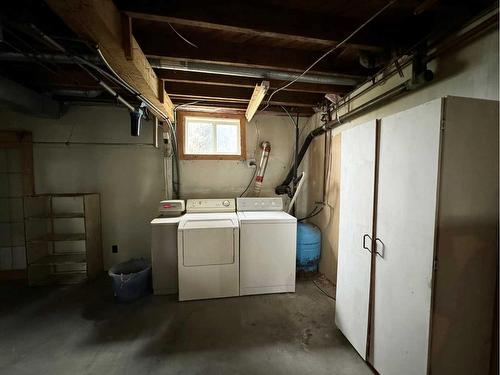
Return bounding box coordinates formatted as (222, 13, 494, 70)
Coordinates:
(45, 0, 175, 121)
(164, 82, 323, 107)
(172, 101, 313, 116)
(169, 94, 313, 108)
(115, 0, 400, 48)
(126, 12, 382, 52)
(135, 27, 370, 76)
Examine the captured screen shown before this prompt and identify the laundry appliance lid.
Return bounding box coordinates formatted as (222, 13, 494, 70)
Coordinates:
(151, 216, 183, 225)
(237, 211, 297, 223)
(178, 212, 239, 229)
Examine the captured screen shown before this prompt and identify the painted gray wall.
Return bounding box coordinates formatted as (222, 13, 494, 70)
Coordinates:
(0, 106, 305, 269)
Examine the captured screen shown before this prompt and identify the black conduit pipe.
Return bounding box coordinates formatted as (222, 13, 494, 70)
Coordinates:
(275, 70, 434, 195)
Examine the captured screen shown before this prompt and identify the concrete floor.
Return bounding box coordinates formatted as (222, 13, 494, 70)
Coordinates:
(0, 278, 371, 375)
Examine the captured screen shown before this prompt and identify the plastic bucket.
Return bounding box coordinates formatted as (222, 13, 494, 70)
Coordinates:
(108, 258, 152, 302)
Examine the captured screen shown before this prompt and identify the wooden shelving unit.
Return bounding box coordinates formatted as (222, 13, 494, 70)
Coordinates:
(23, 193, 102, 286)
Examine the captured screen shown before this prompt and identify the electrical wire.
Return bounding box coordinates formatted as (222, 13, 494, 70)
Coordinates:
(281, 105, 300, 171)
(167, 22, 199, 48)
(326, 1, 462, 116)
(281, 106, 308, 173)
(34, 141, 155, 146)
(174, 100, 204, 110)
(323, 123, 333, 205)
(239, 166, 257, 197)
(254, 120, 261, 154)
(312, 280, 336, 300)
(281, 105, 298, 128)
(298, 202, 325, 222)
(1, 28, 58, 74)
(26, 23, 183, 196)
(65, 122, 76, 144)
(261, 0, 398, 111)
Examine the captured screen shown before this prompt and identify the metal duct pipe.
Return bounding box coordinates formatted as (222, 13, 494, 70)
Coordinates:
(17, 26, 137, 114)
(148, 58, 361, 86)
(253, 141, 271, 196)
(0, 53, 362, 87)
(50, 89, 103, 98)
(0, 52, 100, 64)
(275, 70, 434, 195)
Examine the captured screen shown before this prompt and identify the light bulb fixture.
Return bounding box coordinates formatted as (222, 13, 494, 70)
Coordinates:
(245, 81, 270, 122)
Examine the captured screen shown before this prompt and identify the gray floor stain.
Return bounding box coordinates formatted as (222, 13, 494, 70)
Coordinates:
(0, 278, 371, 375)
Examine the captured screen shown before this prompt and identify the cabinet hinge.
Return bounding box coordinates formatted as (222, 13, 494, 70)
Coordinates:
(433, 259, 438, 271)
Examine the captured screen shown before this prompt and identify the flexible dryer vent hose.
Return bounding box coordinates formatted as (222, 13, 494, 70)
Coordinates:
(253, 141, 271, 196)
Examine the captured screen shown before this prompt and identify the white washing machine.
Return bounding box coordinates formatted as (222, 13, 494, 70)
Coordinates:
(177, 198, 239, 301)
(150, 200, 185, 295)
(237, 197, 297, 296)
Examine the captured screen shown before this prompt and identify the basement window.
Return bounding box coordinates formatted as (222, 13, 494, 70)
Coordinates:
(177, 112, 246, 160)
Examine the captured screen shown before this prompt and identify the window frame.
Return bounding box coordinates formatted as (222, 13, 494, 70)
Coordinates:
(177, 111, 246, 160)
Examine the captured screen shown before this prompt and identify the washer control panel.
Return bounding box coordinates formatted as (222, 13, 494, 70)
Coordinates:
(237, 197, 283, 211)
(186, 198, 236, 213)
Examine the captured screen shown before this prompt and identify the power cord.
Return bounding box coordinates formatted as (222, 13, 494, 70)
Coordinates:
(312, 279, 336, 301)
(298, 202, 326, 221)
(239, 163, 257, 197)
(261, 0, 398, 112)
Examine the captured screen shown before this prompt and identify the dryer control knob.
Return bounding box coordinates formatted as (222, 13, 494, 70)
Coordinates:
(223, 200, 230, 207)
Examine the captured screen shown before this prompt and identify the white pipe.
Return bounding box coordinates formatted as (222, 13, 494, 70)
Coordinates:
(287, 172, 306, 214)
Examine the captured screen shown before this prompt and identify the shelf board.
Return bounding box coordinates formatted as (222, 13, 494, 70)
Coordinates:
(26, 213, 85, 219)
(28, 233, 86, 242)
(29, 253, 87, 266)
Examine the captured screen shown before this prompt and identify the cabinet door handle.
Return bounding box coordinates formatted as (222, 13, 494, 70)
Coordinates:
(362, 234, 372, 253)
(375, 237, 385, 258)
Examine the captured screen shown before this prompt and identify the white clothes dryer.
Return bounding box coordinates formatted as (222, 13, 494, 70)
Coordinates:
(177, 199, 239, 301)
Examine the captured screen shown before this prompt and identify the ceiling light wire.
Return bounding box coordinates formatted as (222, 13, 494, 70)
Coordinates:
(167, 22, 199, 48)
(261, 0, 398, 112)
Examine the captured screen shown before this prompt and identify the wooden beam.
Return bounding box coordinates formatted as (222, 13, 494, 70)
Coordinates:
(126, 13, 382, 52)
(46, 0, 174, 121)
(122, 14, 133, 60)
(158, 79, 165, 103)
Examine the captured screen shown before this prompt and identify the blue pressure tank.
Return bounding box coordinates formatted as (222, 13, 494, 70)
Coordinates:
(296, 223, 321, 273)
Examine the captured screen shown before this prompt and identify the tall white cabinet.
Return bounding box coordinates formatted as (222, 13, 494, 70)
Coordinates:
(336, 119, 376, 359)
(335, 97, 498, 375)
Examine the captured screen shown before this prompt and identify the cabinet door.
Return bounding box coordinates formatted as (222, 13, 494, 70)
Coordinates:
(371, 99, 442, 375)
(335, 120, 376, 360)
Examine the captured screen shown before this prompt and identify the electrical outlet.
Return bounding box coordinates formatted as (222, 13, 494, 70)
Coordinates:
(112, 245, 118, 253)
